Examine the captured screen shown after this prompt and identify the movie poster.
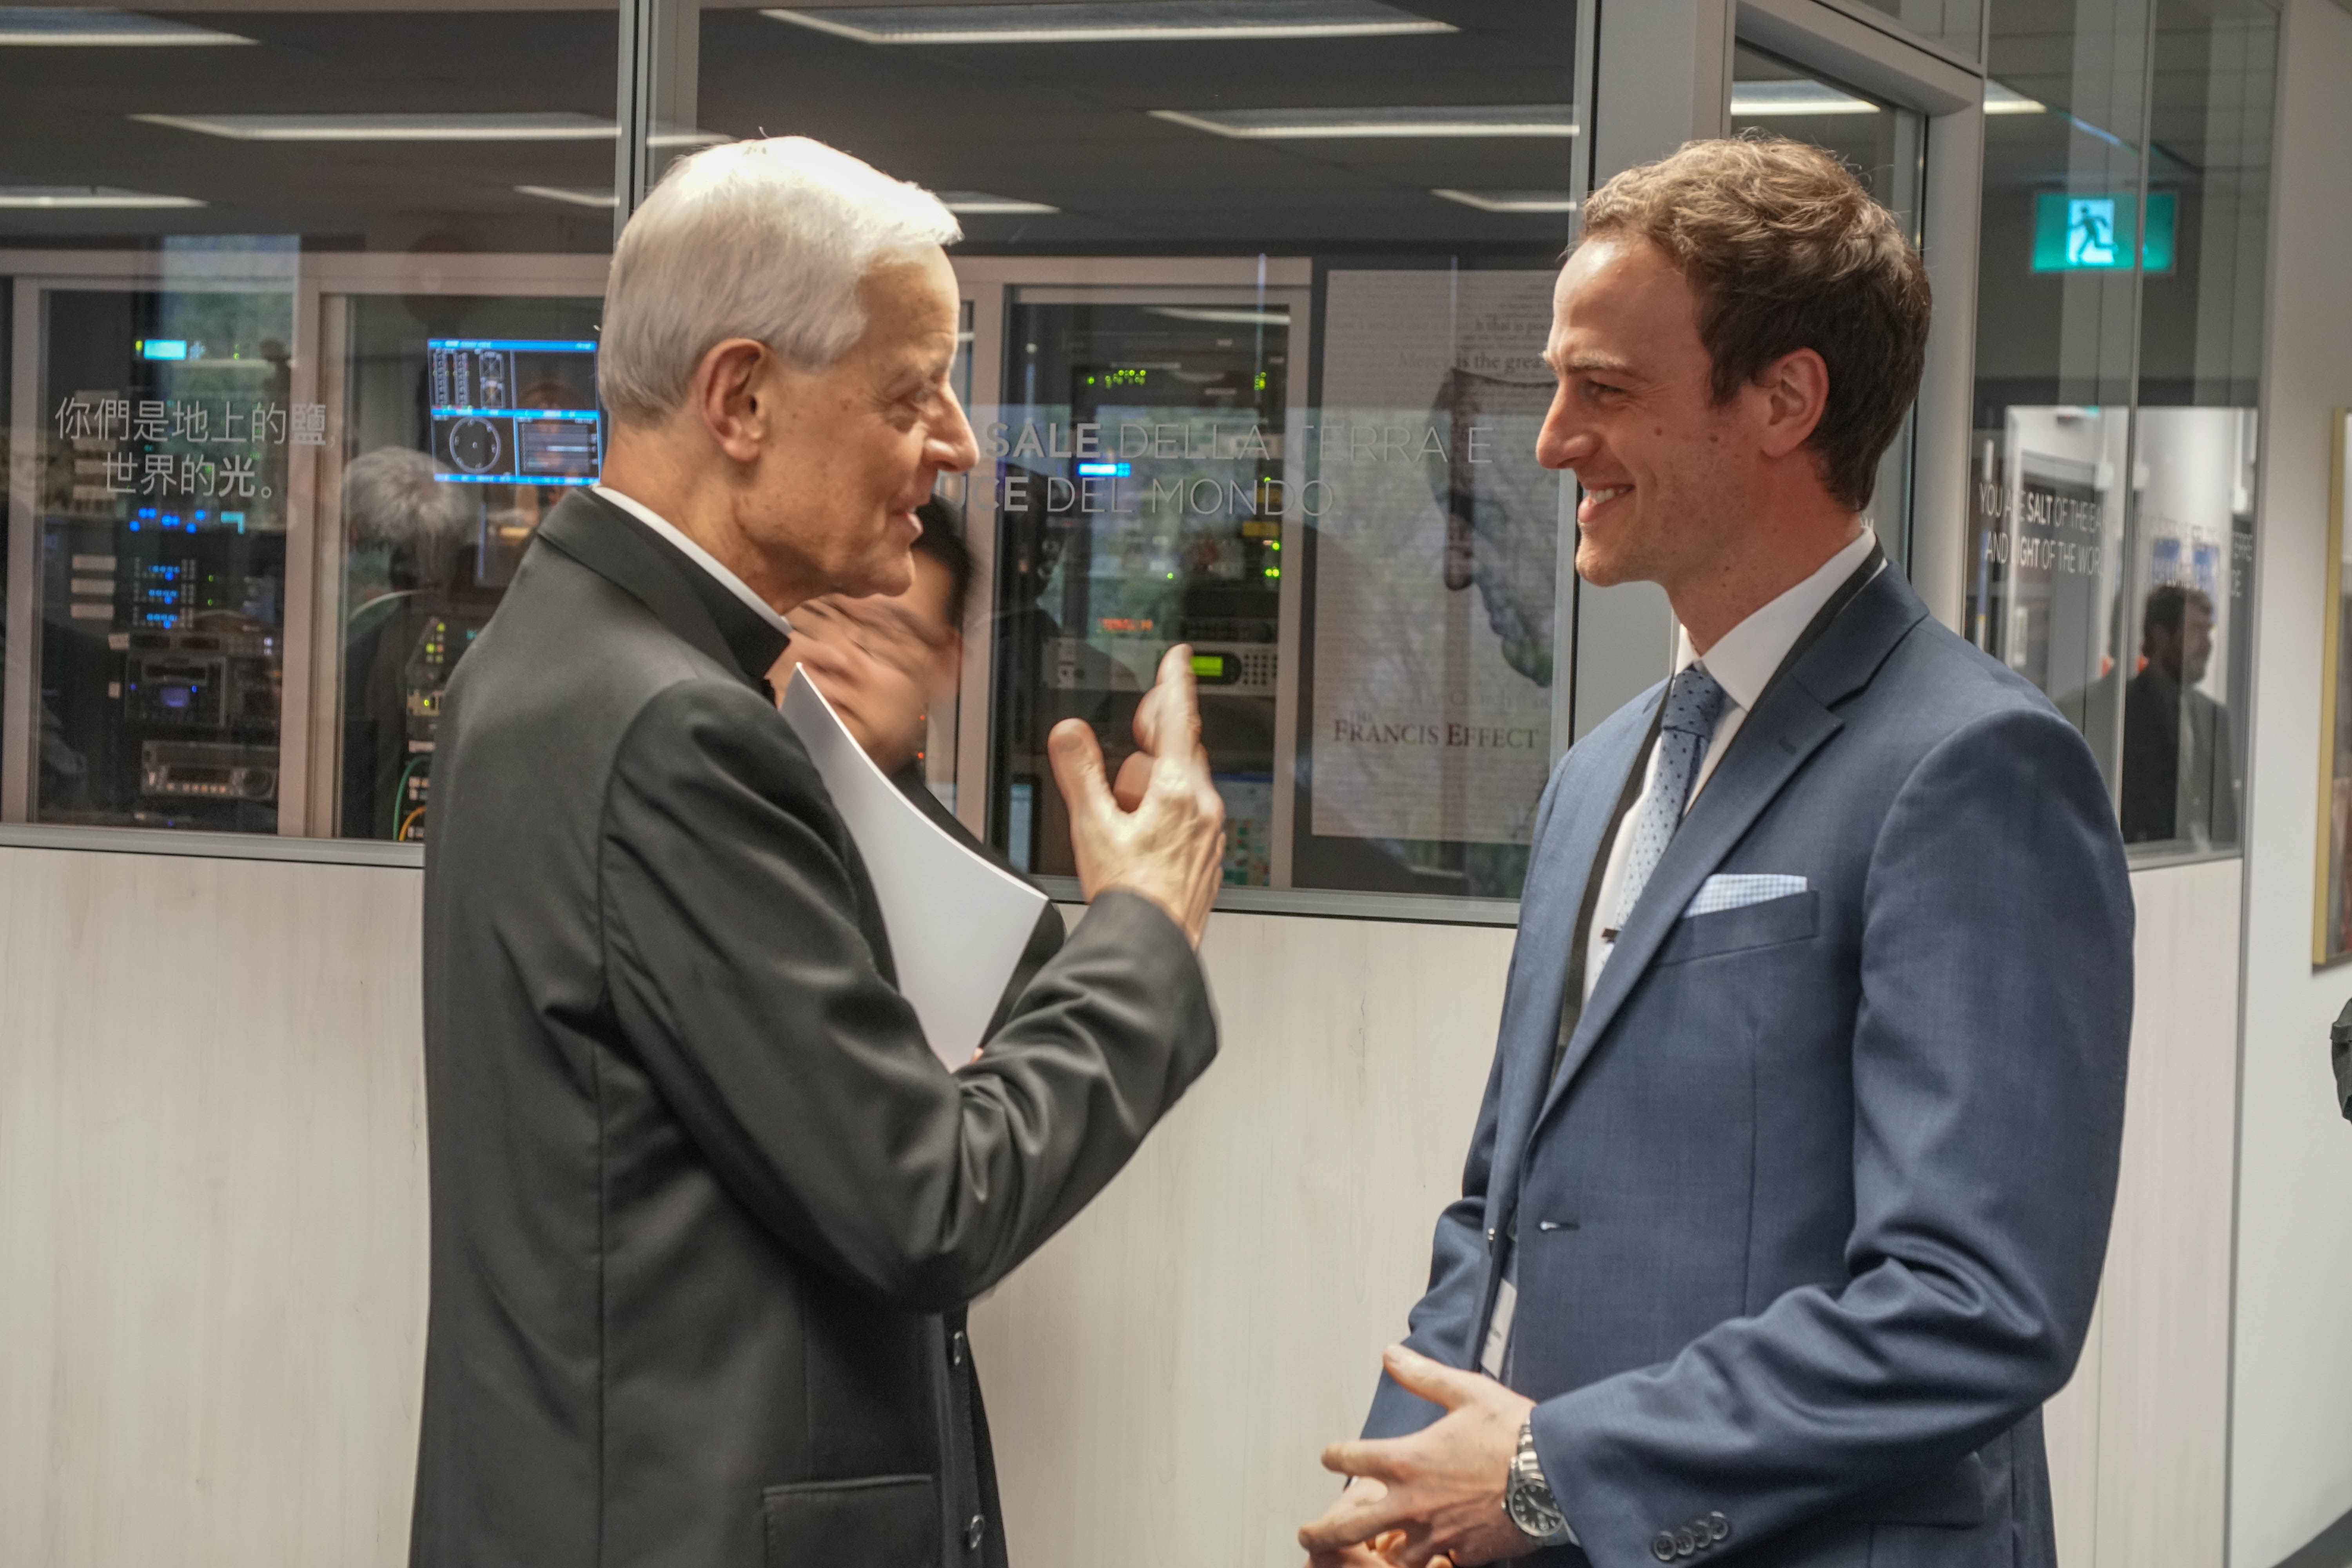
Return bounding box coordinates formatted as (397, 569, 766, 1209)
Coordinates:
(1310, 271, 1563, 845)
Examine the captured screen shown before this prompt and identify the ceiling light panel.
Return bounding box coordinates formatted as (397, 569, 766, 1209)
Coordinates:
(132, 112, 626, 142)
(515, 185, 619, 209)
(0, 9, 252, 46)
(0, 185, 205, 209)
(1144, 307, 1292, 327)
(1151, 105, 1578, 140)
(763, 1, 1454, 45)
(1729, 80, 1879, 116)
(1432, 189, 1577, 213)
(1985, 82, 2048, 114)
(936, 191, 1060, 214)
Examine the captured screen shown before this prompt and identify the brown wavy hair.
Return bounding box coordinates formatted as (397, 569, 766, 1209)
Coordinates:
(1577, 134, 1931, 511)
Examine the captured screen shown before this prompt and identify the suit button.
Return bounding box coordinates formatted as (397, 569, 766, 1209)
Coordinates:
(1486, 1227, 1497, 1247)
(950, 1330, 969, 1368)
(966, 1514, 986, 1552)
(1674, 1525, 1697, 1556)
(1707, 1512, 1730, 1544)
(1651, 1532, 1678, 1562)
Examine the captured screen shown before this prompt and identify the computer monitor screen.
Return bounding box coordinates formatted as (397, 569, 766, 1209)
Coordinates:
(426, 338, 601, 485)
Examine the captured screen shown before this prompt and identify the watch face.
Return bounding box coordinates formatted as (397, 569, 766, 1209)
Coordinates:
(1509, 1423, 1566, 1541)
(1508, 1477, 1565, 1539)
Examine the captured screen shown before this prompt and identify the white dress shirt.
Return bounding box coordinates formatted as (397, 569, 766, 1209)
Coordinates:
(1582, 529, 1881, 1002)
(592, 483, 793, 639)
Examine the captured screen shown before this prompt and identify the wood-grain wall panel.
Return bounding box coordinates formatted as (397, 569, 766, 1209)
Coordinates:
(2040, 859, 2240, 1568)
(969, 911, 1512, 1568)
(0, 847, 2242, 1568)
(0, 846, 427, 1568)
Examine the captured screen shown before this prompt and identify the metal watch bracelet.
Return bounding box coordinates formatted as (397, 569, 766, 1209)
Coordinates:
(1506, 1416, 1573, 1546)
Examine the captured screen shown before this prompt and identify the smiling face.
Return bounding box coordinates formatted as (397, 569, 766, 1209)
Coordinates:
(744, 246, 977, 603)
(1536, 236, 1755, 599)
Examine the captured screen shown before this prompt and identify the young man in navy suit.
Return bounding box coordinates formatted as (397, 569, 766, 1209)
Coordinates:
(1301, 138, 2132, 1568)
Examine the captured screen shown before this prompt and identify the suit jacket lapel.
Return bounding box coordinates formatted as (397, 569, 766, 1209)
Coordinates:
(1531, 567, 1929, 1132)
(533, 490, 753, 688)
(1482, 695, 1657, 1236)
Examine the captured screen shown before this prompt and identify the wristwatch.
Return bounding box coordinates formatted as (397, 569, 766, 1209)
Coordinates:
(1506, 1417, 1574, 1546)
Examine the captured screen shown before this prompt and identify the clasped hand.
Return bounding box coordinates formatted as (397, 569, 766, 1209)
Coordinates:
(1046, 644, 1226, 947)
(1298, 1345, 1540, 1568)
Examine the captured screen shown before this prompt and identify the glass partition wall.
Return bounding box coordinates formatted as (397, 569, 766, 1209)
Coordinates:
(2, 0, 1592, 916)
(6, 0, 2264, 893)
(1965, 0, 2276, 859)
(680, 1, 1591, 904)
(1730, 41, 1927, 575)
(0, 1, 622, 839)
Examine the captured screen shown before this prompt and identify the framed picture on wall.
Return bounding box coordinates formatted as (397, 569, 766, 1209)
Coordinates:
(2315, 410, 2352, 964)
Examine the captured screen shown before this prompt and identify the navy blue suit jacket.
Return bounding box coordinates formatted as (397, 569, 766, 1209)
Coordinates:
(1364, 567, 2132, 1568)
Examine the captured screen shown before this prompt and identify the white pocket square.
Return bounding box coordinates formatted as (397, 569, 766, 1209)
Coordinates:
(1684, 873, 1808, 918)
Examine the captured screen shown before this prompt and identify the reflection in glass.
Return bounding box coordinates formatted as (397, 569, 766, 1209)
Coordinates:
(2114, 0, 2273, 853)
(1970, 405, 2128, 741)
(335, 296, 605, 842)
(1966, 3, 2277, 860)
(1307, 269, 1560, 893)
(686, 2, 1584, 900)
(33, 283, 296, 829)
(1967, 0, 2152, 802)
(990, 299, 1289, 886)
(1968, 0, 2271, 855)
(0, 4, 621, 838)
(1730, 43, 1924, 573)
(2321, 414, 2352, 964)
(2114, 408, 2254, 848)
(2117, 579, 2234, 845)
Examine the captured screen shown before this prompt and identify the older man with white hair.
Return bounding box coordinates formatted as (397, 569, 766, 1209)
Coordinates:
(409, 137, 1227, 1568)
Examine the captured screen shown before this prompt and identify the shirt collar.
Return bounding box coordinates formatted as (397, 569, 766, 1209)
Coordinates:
(592, 484, 793, 641)
(1675, 528, 1881, 712)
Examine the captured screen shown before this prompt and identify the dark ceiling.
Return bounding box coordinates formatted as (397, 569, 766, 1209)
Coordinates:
(0, 0, 1583, 257)
(0, 0, 2274, 280)
(0, 6, 624, 251)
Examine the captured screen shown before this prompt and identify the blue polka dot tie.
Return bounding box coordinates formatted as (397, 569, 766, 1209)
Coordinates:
(1612, 664, 1728, 935)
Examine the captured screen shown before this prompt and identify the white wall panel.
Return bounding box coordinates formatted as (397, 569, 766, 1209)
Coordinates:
(2230, 1, 2352, 1559)
(0, 846, 427, 1568)
(970, 911, 1511, 1568)
(0, 840, 2251, 1568)
(2040, 860, 2240, 1568)
(0, 854, 1513, 1568)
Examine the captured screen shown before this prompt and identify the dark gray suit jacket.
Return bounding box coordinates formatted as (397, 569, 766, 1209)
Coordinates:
(410, 489, 1217, 1568)
(1366, 565, 2133, 1568)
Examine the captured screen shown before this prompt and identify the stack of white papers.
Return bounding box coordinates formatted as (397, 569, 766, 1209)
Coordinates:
(780, 668, 1050, 1070)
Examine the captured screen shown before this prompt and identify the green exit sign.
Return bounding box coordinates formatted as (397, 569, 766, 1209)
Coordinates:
(2032, 191, 2177, 272)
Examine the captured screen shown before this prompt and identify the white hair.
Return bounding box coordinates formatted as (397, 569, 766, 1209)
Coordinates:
(344, 446, 472, 562)
(599, 136, 961, 423)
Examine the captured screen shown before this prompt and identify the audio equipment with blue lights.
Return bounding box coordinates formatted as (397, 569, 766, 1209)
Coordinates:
(33, 287, 290, 833)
